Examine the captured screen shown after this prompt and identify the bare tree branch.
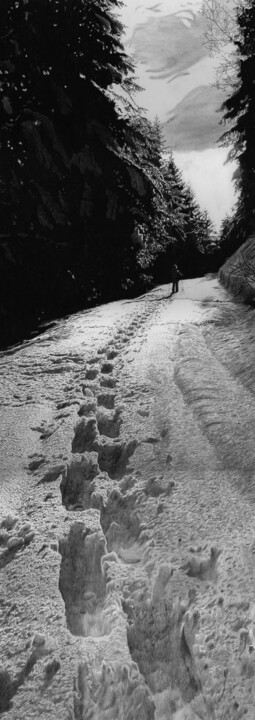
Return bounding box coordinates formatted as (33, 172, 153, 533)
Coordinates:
(202, 0, 245, 90)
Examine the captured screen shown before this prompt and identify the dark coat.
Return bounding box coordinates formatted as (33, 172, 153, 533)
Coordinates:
(171, 266, 182, 282)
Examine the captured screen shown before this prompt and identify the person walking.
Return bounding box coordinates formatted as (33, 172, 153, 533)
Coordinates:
(171, 264, 182, 294)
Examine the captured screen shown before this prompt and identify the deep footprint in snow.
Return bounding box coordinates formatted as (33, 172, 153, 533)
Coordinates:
(60, 453, 99, 510)
(101, 361, 114, 375)
(72, 417, 99, 453)
(78, 397, 97, 416)
(106, 349, 118, 360)
(99, 487, 146, 564)
(97, 438, 138, 479)
(59, 523, 111, 637)
(96, 407, 122, 438)
(71, 412, 137, 478)
(85, 367, 99, 381)
(97, 392, 116, 409)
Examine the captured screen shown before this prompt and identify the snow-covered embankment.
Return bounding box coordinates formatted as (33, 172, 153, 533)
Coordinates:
(219, 235, 255, 302)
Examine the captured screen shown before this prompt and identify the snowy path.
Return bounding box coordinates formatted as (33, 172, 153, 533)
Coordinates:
(1, 277, 255, 719)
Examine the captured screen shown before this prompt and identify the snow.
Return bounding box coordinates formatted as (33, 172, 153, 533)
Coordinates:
(220, 234, 255, 302)
(1, 276, 255, 718)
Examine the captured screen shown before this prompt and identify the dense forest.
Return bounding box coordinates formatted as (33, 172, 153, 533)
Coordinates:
(0, 0, 238, 346)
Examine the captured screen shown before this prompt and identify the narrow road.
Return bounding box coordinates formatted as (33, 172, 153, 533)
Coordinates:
(1, 276, 255, 720)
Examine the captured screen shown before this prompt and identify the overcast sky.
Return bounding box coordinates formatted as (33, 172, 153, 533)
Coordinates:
(119, 0, 236, 229)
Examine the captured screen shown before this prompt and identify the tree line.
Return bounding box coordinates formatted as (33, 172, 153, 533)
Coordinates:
(203, 0, 255, 264)
(0, 0, 218, 345)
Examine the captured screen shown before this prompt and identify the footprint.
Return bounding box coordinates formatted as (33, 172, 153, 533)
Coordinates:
(101, 362, 114, 375)
(100, 377, 116, 389)
(59, 524, 110, 637)
(72, 417, 99, 453)
(96, 408, 122, 438)
(85, 368, 99, 381)
(97, 439, 138, 479)
(60, 454, 99, 509)
(97, 393, 116, 410)
(100, 488, 145, 565)
(107, 349, 118, 360)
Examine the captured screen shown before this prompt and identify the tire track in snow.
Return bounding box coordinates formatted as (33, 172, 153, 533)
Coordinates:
(174, 324, 255, 490)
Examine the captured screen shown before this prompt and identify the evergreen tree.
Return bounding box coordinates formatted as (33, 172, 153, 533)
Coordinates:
(217, 206, 247, 264)
(220, 0, 255, 237)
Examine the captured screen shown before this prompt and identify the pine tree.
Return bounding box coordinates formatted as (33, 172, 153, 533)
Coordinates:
(220, 0, 255, 237)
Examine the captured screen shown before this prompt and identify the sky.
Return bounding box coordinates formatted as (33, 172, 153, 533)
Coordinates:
(119, 0, 236, 229)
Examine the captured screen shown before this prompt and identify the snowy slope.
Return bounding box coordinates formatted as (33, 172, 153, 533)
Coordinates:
(1, 278, 255, 718)
(219, 235, 255, 302)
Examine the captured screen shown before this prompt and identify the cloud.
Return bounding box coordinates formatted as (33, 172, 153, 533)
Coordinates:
(121, 0, 202, 40)
(163, 85, 226, 151)
(130, 12, 207, 79)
